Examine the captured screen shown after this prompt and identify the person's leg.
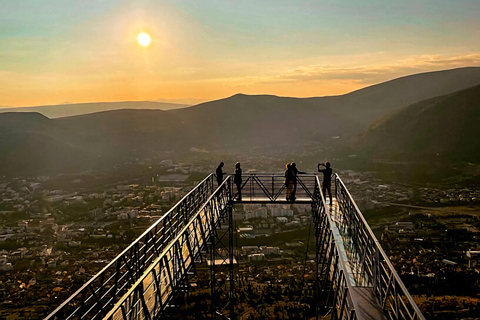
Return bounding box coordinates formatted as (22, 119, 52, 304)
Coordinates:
(291, 182, 297, 200)
(236, 183, 242, 200)
(328, 187, 332, 205)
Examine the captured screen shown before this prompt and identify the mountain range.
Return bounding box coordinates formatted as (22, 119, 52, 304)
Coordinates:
(354, 83, 480, 163)
(1, 67, 480, 176)
(0, 101, 189, 118)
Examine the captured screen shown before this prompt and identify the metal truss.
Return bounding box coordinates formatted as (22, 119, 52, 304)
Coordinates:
(45, 174, 216, 320)
(314, 175, 425, 320)
(209, 184, 235, 319)
(102, 179, 234, 320)
(312, 176, 359, 320)
(230, 173, 317, 202)
(46, 172, 424, 320)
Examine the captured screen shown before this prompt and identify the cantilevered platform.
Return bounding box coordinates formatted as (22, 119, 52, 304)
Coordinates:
(45, 173, 423, 320)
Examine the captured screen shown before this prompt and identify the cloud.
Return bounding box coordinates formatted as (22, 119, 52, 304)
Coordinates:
(270, 53, 480, 85)
(397, 53, 480, 67)
(154, 97, 203, 105)
(189, 147, 209, 153)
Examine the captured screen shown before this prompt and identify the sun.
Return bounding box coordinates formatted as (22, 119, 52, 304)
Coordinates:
(137, 32, 151, 47)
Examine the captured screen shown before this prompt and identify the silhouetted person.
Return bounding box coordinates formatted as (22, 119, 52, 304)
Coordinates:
(284, 163, 294, 201)
(234, 162, 242, 200)
(216, 162, 224, 186)
(290, 162, 305, 201)
(318, 161, 333, 205)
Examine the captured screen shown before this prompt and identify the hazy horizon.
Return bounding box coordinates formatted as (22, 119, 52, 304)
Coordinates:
(1, 1, 480, 108)
(0, 99, 191, 110)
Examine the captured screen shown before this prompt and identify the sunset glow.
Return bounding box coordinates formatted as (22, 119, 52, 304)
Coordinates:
(1, 1, 479, 108)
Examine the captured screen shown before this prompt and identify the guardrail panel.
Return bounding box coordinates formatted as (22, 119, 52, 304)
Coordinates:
(45, 174, 215, 320)
(102, 179, 232, 320)
(334, 174, 424, 320)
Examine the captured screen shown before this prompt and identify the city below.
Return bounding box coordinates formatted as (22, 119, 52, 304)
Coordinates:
(1, 157, 480, 319)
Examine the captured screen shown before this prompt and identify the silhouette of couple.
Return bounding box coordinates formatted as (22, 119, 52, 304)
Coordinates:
(284, 161, 333, 204)
(284, 162, 304, 201)
(216, 162, 242, 200)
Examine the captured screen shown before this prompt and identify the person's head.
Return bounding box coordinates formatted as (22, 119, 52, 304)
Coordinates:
(219, 162, 224, 167)
(325, 161, 331, 168)
(291, 162, 297, 168)
(235, 162, 241, 169)
(285, 163, 290, 169)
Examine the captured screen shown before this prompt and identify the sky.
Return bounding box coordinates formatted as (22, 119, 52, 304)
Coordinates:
(1, 0, 480, 107)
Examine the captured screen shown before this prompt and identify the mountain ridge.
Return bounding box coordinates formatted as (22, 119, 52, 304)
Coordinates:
(1, 67, 480, 176)
(353, 84, 480, 163)
(0, 101, 190, 119)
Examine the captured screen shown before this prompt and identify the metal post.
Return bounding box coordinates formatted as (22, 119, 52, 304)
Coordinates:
(210, 202, 216, 319)
(229, 201, 235, 319)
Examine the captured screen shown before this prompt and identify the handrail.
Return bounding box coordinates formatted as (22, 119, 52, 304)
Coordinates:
(334, 174, 425, 320)
(45, 174, 216, 320)
(229, 172, 317, 202)
(44, 172, 424, 320)
(313, 175, 359, 320)
(103, 177, 232, 320)
(315, 177, 355, 287)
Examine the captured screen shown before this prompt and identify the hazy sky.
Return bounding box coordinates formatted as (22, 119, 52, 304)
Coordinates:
(1, 0, 479, 107)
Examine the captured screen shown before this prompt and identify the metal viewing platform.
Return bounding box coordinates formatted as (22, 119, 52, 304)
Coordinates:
(45, 173, 425, 320)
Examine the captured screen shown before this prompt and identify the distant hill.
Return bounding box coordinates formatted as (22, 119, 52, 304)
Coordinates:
(0, 101, 189, 118)
(57, 109, 191, 155)
(338, 67, 480, 126)
(169, 94, 346, 150)
(0, 113, 98, 175)
(0, 110, 190, 175)
(1, 67, 480, 176)
(353, 84, 480, 163)
(169, 67, 480, 149)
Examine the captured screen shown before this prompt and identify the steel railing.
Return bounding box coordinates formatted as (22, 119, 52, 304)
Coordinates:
(45, 174, 216, 320)
(313, 175, 359, 320)
(229, 172, 317, 202)
(334, 174, 425, 320)
(102, 178, 232, 320)
(45, 172, 424, 320)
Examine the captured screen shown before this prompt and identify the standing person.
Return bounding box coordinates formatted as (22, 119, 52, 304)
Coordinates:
(216, 162, 225, 186)
(318, 162, 333, 205)
(290, 162, 305, 201)
(284, 163, 294, 201)
(234, 162, 242, 200)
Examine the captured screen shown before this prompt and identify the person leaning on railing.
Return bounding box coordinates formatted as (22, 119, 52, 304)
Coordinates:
(318, 161, 333, 205)
(290, 162, 305, 201)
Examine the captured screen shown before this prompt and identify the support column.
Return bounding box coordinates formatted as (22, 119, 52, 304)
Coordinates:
(210, 182, 235, 319)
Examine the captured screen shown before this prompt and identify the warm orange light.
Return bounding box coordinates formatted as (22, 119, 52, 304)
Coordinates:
(137, 32, 151, 47)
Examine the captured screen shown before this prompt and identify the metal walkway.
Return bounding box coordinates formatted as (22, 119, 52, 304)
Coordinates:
(45, 173, 424, 320)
